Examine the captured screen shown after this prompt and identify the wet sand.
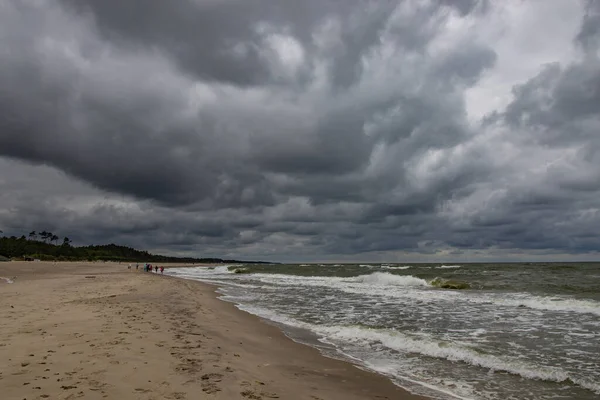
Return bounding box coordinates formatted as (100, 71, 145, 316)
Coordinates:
(0, 261, 427, 399)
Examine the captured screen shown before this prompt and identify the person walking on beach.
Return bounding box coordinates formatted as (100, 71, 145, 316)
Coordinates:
(160, 266, 164, 274)
(154, 265, 158, 273)
(136, 264, 139, 270)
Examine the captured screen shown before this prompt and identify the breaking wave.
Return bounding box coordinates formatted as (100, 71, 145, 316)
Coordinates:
(355, 272, 429, 287)
(319, 326, 600, 395)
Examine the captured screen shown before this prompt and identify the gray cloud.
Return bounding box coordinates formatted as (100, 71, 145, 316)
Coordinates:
(0, 0, 599, 262)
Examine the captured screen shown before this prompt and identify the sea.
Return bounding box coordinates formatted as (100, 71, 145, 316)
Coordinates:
(166, 263, 600, 400)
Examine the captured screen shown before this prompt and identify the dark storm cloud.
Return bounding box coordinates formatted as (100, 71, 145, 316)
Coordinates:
(0, 6, 273, 209)
(56, 0, 485, 87)
(0, 0, 492, 206)
(501, 61, 600, 145)
(576, 0, 600, 50)
(57, 0, 377, 86)
(1, 0, 599, 261)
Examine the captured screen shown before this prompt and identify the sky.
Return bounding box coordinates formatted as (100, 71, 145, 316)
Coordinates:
(1, 0, 599, 263)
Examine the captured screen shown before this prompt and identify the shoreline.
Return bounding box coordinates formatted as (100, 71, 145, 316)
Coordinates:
(0, 261, 428, 399)
(153, 267, 433, 400)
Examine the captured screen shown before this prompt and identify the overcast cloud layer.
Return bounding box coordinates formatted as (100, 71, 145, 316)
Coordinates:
(1, 0, 599, 262)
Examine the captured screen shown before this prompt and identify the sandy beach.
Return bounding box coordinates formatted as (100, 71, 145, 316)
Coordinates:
(0, 262, 426, 400)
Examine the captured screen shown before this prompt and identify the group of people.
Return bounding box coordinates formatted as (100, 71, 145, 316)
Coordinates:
(128, 263, 164, 274)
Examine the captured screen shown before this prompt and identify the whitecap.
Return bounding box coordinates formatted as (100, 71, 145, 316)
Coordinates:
(355, 272, 429, 287)
(318, 326, 600, 394)
(380, 265, 412, 270)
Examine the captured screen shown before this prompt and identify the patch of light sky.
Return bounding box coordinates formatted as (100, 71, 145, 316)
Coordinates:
(464, 1, 584, 123)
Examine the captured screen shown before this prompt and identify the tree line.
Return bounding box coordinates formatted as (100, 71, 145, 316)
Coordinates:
(0, 231, 268, 263)
(26, 230, 72, 246)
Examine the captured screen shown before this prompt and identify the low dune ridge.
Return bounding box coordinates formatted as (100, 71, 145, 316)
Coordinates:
(0, 261, 425, 400)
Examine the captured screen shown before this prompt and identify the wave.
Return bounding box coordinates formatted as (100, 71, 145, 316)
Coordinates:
(489, 295, 600, 317)
(355, 272, 429, 287)
(253, 273, 600, 316)
(319, 326, 600, 395)
(169, 267, 600, 317)
(248, 272, 430, 289)
(380, 265, 412, 270)
(361, 264, 414, 270)
(224, 302, 600, 397)
(437, 265, 461, 269)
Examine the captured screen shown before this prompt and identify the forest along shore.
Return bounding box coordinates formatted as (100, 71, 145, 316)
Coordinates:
(0, 262, 426, 400)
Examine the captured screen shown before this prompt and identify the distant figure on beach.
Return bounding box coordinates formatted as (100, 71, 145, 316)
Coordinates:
(160, 266, 164, 274)
(154, 266, 158, 273)
(128, 264, 131, 270)
(136, 264, 139, 270)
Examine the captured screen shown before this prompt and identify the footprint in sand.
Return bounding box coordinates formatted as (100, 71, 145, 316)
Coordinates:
(200, 373, 223, 394)
(261, 392, 280, 399)
(241, 390, 262, 399)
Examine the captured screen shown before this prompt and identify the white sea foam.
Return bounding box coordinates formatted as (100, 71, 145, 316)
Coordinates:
(0, 276, 14, 284)
(199, 265, 234, 274)
(213, 300, 600, 397)
(229, 304, 470, 399)
(437, 265, 462, 269)
(355, 272, 429, 287)
(380, 265, 412, 270)
(167, 266, 600, 398)
(246, 272, 430, 293)
(234, 303, 314, 331)
(490, 295, 600, 317)
(317, 326, 600, 394)
(170, 267, 600, 318)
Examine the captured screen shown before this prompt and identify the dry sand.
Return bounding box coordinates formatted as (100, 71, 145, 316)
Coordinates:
(0, 262, 427, 400)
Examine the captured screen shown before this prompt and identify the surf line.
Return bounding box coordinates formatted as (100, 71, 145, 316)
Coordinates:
(0, 276, 14, 284)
